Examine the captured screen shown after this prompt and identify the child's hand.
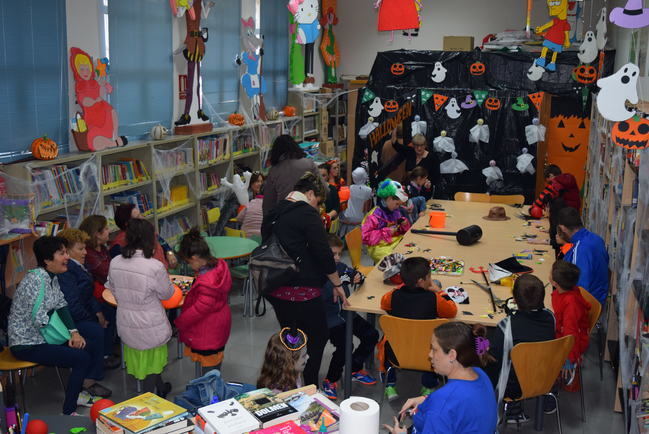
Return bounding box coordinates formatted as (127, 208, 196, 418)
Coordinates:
(333, 286, 349, 307)
(353, 273, 362, 284)
(382, 416, 407, 434)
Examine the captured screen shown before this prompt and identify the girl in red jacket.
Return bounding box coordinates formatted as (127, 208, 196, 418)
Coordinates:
(176, 229, 232, 372)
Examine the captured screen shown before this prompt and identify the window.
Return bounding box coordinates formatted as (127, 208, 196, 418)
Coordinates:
(261, 1, 289, 109)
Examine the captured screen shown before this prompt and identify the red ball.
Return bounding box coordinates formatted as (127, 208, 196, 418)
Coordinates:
(389, 274, 403, 285)
(529, 206, 543, 219)
(90, 398, 115, 423)
(25, 419, 48, 434)
(161, 285, 183, 309)
(338, 186, 350, 202)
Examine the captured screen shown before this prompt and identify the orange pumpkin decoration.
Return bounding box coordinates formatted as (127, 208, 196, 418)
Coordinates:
(572, 65, 597, 84)
(612, 115, 649, 150)
(161, 285, 183, 309)
(228, 113, 245, 126)
(390, 63, 405, 76)
(470, 61, 486, 76)
(31, 136, 58, 160)
(485, 97, 501, 111)
(282, 105, 297, 117)
(384, 100, 399, 113)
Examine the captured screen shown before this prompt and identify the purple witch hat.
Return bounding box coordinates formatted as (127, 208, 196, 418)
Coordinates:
(610, 0, 649, 29)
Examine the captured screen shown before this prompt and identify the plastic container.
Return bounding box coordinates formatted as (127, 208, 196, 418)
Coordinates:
(429, 211, 446, 228)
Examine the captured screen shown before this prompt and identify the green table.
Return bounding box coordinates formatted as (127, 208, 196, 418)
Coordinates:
(205, 236, 259, 260)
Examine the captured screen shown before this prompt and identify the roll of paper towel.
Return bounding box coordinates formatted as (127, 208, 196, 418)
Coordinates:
(340, 396, 380, 434)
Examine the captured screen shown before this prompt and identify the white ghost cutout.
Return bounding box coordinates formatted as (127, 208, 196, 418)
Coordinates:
(433, 130, 455, 153)
(525, 118, 547, 145)
(445, 97, 461, 119)
(578, 31, 598, 64)
(221, 171, 252, 206)
(431, 61, 447, 83)
(469, 118, 490, 143)
(527, 62, 545, 81)
(482, 160, 503, 186)
(596, 7, 607, 50)
(411, 115, 427, 136)
(596, 63, 639, 122)
(368, 97, 383, 117)
(359, 117, 379, 139)
(440, 152, 469, 174)
(371, 150, 379, 165)
(517, 148, 536, 175)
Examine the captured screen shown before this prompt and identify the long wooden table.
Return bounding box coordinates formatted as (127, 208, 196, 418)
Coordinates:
(342, 199, 553, 398)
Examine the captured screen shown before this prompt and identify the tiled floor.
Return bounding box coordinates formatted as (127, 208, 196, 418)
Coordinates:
(18, 257, 624, 433)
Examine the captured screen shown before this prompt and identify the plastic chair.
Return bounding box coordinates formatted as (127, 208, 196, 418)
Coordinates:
(344, 227, 373, 277)
(578, 287, 603, 422)
(503, 335, 575, 434)
(453, 192, 491, 203)
(224, 227, 246, 238)
(378, 315, 449, 403)
(489, 194, 525, 205)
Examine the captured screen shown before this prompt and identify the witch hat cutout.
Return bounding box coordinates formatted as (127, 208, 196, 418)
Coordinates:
(610, 0, 649, 28)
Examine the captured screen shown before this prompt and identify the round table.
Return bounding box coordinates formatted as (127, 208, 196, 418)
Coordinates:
(204, 236, 259, 260)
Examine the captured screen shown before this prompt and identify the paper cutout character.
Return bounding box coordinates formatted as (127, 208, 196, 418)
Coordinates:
(433, 131, 455, 153)
(610, 0, 649, 28)
(237, 17, 266, 120)
(375, 0, 419, 35)
(221, 171, 252, 206)
(596, 7, 608, 49)
(359, 117, 379, 139)
(289, 14, 306, 86)
(469, 119, 489, 143)
(445, 97, 461, 119)
(596, 63, 639, 122)
(411, 115, 427, 136)
(368, 97, 384, 117)
(319, 5, 340, 85)
(527, 62, 545, 81)
(473, 90, 488, 107)
(511, 97, 529, 112)
(403, 0, 423, 37)
(69, 47, 126, 151)
(440, 152, 469, 174)
(517, 148, 536, 175)
(525, 118, 547, 145)
(431, 61, 447, 83)
(528, 92, 545, 112)
(170, 0, 195, 18)
(433, 94, 449, 111)
(460, 95, 477, 109)
(287, 0, 321, 88)
(174, 0, 213, 126)
(482, 160, 503, 187)
(535, 0, 571, 72)
(578, 31, 598, 64)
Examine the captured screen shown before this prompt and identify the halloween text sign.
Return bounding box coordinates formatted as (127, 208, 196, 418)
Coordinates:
(368, 101, 413, 148)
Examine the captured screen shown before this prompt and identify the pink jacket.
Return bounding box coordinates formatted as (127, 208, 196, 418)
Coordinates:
(362, 206, 411, 246)
(175, 260, 232, 351)
(107, 251, 174, 350)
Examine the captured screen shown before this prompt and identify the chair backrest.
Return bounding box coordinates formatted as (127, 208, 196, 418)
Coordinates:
(224, 227, 246, 238)
(207, 207, 221, 224)
(510, 335, 575, 399)
(489, 194, 525, 205)
(379, 315, 449, 372)
(579, 287, 602, 334)
(345, 226, 363, 269)
(454, 192, 491, 203)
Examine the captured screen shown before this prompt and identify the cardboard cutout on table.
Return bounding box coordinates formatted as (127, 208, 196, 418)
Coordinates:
(535, 0, 571, 72)
(516, 148, 535, 174)
(433, 131, 455, 153)
(610, 0, 649, 29)
(237, 17, 266, 120)
(596, 7, 608, 50)
(69, 47, 126, 151)
(287, 0, 321, 88)
(596, 63, 639, 122)
(525, 118, 546, 145)
(320, 1, 340, 86)
(173, 0, 213, 126)
(578, 31, 598, 64)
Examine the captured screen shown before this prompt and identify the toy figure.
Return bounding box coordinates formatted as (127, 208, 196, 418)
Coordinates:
(319, 4, 340, 86)
(70, 47, 126, 151)
(287, 0, 321, 88)
(173, 0, 214, 126)
(236, 17, 266, 120)
(535, 0, 571, 72)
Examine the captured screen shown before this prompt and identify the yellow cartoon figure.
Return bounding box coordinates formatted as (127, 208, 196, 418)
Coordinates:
(535, 0, 571, 72)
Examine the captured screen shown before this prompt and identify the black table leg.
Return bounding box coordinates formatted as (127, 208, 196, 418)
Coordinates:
(343, 309, 353, 399)
(366, 313, 376, 370)
(534, 395, 544, 431)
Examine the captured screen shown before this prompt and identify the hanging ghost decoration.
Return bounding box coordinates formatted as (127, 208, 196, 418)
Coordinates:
(221, 171, 252, 206)
(469, 118, 490, 143)
(527, 62, 545, 81)
(525, 118, 547, 145)
(440, 152, 469, 174)
(359, 117, 379, 139)
(445, 97, 461, 119)
(433, 130, 455, 153)
(578, 31, 598, 64)
(596, 63, 639, 121)
(368, 97, 384, 117)
(596, 7, 608, 50)
(431, 61, 447, 83)
(482, 160, 503, 187)
(411, 115, 427, 136)
(516, 148, 536, 174)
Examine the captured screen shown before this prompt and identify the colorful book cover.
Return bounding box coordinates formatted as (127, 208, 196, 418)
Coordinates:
(252, 420, 307, 434)
(197, 398, 260, 434)
(99, 393, 188, 434)
(297, 398, 339, 433)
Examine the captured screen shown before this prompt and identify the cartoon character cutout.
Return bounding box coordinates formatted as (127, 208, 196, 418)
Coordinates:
(445, 98, 461, 119)
(287, 0, 321, 88)
(237, 17, 266, 120)
(70, 47, 126, 151)
(535, 0, 571, 72)
(368, 97, 384, 117)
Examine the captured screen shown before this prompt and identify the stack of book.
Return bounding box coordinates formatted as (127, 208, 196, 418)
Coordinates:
(96, 392, 193, 434)
(102, 159, 150, 191)
(108, 191, 154, 216)
(198, 136, 230, 164)
(33, 216, 67, 236)
(195, 386, 339, 434)
(32, 165, 84, 210)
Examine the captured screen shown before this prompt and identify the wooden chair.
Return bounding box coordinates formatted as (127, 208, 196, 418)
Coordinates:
(578, 287, 603, 422)
(504, 335, 575, 434)
(454, 192, 491, 203)
(489, 194, 525, 206)
(344, 227, 373, 277)
(378, 316, 449, 403)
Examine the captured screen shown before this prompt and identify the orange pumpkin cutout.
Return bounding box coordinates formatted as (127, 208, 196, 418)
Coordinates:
(390, 63, 405, 76)
(31, 136, 58, 160)
(485, 97, 501, 111)
(470, 62, 486, 76)
(228, 113, 245, 126)
(546, 114, 590, 188)
(384, 100, 399, 112)
(612, 116, 649, 150)
(572, 65, 597, 84)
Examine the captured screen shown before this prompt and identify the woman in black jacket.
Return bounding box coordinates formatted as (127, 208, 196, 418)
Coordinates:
(261, 172, 347, 386)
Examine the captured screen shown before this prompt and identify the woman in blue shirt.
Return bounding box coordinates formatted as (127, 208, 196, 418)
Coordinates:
(384, 322, 498, 434)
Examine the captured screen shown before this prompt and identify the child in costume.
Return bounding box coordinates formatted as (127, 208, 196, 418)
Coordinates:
(321, 234, 379, 399)
(362, 178, 411, 264)
(175, 229, 232, 374)
(339, 167, 373, 237)
(257, 328, 309, 392)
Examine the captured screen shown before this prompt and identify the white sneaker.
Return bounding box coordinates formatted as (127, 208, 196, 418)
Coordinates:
(77, 390, 101, 407)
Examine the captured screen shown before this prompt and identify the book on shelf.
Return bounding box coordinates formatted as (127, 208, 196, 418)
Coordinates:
(200, 172, 221, 193)
(197, 398, 261, 434)
(235, 388, 300, 428)
(108, 191, 154, 215)
(251, 421, 307, 434)
(155, 148, 193, 171)
(98, 392, 190, 434)
(102, 159, 150, 190)
(157, 186, 190, 211)
(160, 215, 192, 246)
(31, 164, 84, 209)
(33, 216, 67, 237)
(233, 134, 254, 155)
(198, 135, 230, 164)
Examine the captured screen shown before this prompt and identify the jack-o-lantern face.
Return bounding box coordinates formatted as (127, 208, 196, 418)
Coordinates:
(470, 62, 486, 76)
(572, 65, 597, 84)
(552, 115, 588, 152)
(612, 116, 649, 149)
(485, 97, 501, 111)
(384, 100, 399, 112)
(31, 136, 59, 160)
(390, 63, 405, 76)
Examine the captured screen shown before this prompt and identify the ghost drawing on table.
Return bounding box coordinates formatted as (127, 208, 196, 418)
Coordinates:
(359, 117, 379, 139)
(469, 119, 489, 144)
(525, 118, 547, 145)
(482, 160, 503, 188)
(517, 148, 536, 175)
(411, 115, 427, 136)
(610, 0, 649, 29)
(596, 7, 608, 49)
(578, 31, 598, 65)
(431, 61, 447, 83)
(534, 0, 571, 72)
(368, 97, 384, 118)
(527, 62, 545, 82)
(440, 152, 469, 174)
(596, 63, 639, 122)
(445, 97, 461, 119)
(433, 131, 455, 153)
(220, 171, 252, 206)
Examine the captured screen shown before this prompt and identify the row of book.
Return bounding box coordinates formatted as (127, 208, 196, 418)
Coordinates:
(155, 148, 194, 171)
(109, 191, 154, 216)
(232, 135, 254, 155)
(33, 216, 68, 237)
(200, 172, 221, 194)
(102, 159, 150, 191)
(157, 186, 190, 211)
(160, 215, 192, 247)
(198, 136, 230, 164)
(31, 165, 85, 209)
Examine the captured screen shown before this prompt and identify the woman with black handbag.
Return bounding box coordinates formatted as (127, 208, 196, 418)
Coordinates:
(261, 172, 347, 387)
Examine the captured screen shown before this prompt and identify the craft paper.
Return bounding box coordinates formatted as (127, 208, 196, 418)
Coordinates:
(445, 97, 462, 119)
(578, 31, 598, 64)
(511, 97, 529, 111)
(411, 115, 427, 136)
(482, 160, 503, 186)
(362, 89, 377, 104)
(528, 91, 545, 112)
(431, 61, 447, 83)
(469, 119, 490, 143)
(460, 95, 477, 109)
(610, 0, 649, 29)
(516, 148, 536, 174)
(433, 132, 455, 153)
(433, 94, 449, 111)
(525, 118, 547, 145)
(368, 97, 384, 117)
(376, 0, 419, 32)
(473, 90, 488, 107)
(420, 89, 433, 104)
(359, 117, 379, 139)
(440, 152, 469, 174)
(596, 7, 608, 49)
(596, 63, 639, 121)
